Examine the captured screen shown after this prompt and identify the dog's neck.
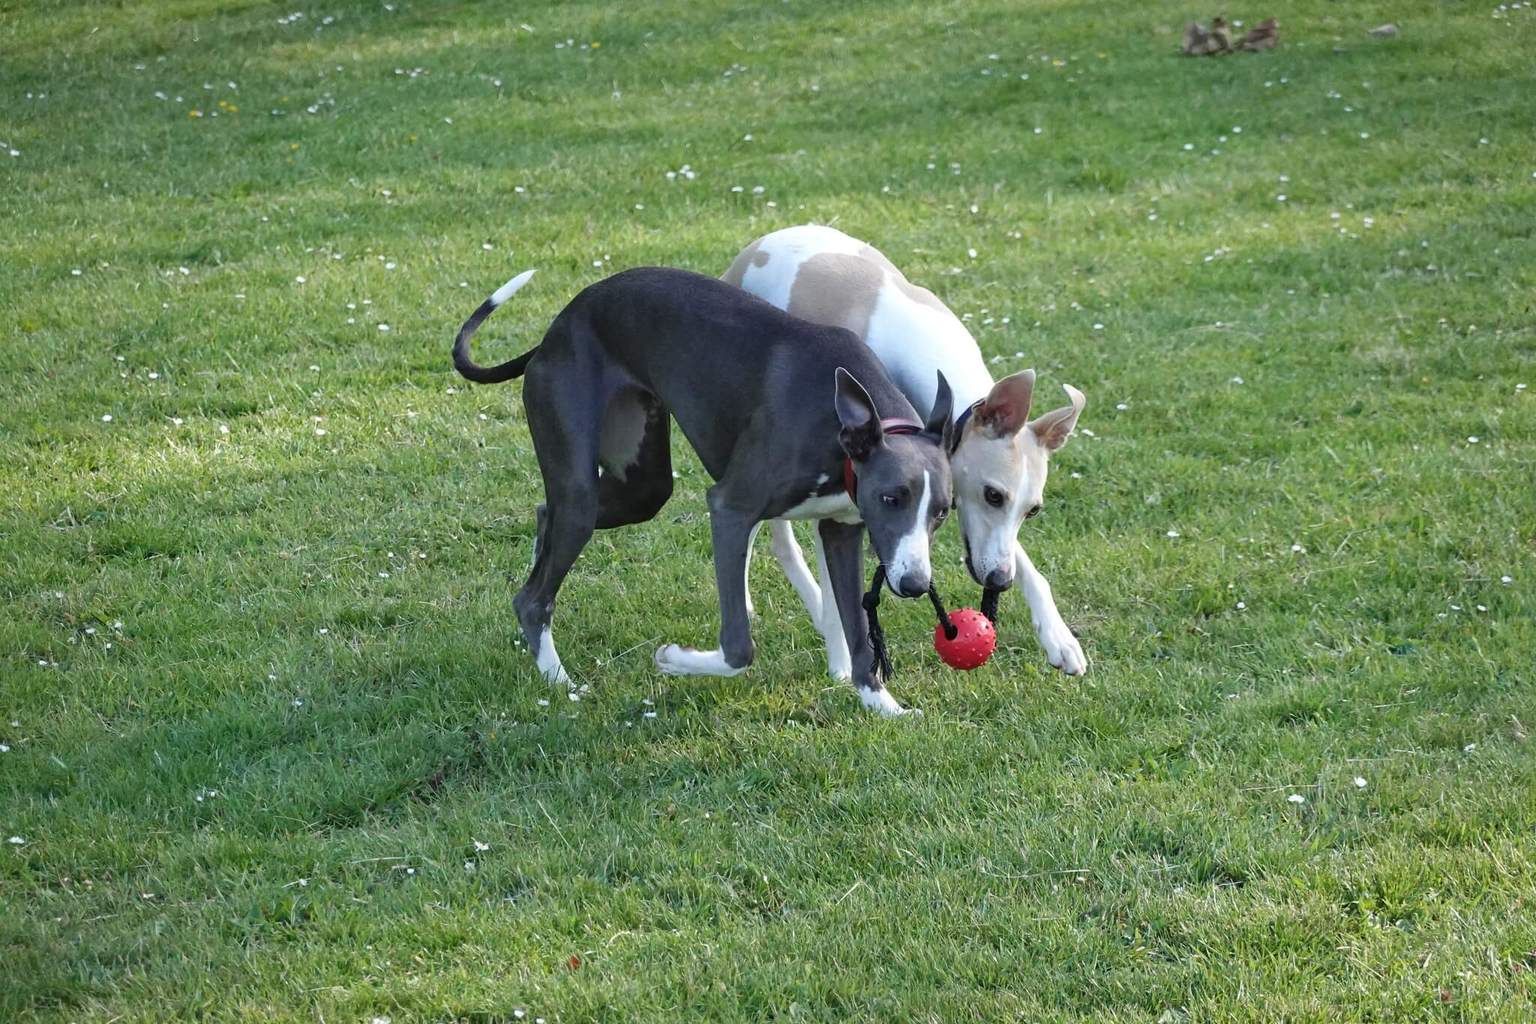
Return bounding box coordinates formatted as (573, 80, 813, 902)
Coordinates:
(948, 400, 982, 453)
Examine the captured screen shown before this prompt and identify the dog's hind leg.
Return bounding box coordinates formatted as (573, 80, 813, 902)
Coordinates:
(521, 385, 677, 688)
(768, 520, 823, 622)
(516, 496, 593, 689)
(513, 363, 610, 690)
(742, 521, 763, 617)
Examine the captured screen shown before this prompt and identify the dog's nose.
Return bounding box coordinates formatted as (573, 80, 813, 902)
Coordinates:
(896, 572, 929, 598)
(984, 566, 1015, 591)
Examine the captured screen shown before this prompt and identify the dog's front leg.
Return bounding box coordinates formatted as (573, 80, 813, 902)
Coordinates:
(819, 520, 914, 716)
(1013, 540, 1087, 675)
(810, 528, 853, 681)
(654, 501, 756, 676)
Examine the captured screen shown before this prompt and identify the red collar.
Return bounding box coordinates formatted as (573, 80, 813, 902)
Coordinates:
(843, 419, 926, 500)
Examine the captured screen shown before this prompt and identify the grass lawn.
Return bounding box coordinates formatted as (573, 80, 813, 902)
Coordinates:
(3, 0, 1534, 1020)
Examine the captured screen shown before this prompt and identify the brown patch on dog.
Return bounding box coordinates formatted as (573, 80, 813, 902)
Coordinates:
(895, 277, 948, 314)
(789, 253, 882, 337)
(856, 244, 900, 275)
(721, 236, 767, 286)
(857, 243, 947, 313)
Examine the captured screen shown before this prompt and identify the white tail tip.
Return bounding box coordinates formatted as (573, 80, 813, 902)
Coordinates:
(489, 268, 536, 307)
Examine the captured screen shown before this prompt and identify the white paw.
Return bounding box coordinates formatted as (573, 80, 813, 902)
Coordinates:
(819, 607, 851, 681)
(654, 643, 688, 675)
(534, 627, 572, 687)
(653, 644, 746, 677)
(1038, 619, 1088, 676)
(825, 635, 852, 681)
(858, 686, 918, 717)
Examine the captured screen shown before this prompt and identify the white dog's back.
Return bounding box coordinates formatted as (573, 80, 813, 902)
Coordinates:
(724, 225, 992, 417)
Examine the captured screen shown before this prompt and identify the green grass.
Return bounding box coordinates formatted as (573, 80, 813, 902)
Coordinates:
(3, 0, 1535, 1020)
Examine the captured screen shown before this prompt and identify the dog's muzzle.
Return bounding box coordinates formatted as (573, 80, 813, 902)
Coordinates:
(965, 538, 1014, 591)
(894, 572, 930, 598)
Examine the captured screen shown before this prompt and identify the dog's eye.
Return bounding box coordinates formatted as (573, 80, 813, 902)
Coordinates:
(934, 506, 949, 523)
(881, 493, 901, 507)
(984, 486, 1006, 508)
(1025, 503, 1042, 519)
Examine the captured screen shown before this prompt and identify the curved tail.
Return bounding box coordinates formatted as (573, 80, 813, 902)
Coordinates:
(452, 269, 539, 383)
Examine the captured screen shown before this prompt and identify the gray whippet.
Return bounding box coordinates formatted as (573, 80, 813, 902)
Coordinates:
(452, 266, 955, 715)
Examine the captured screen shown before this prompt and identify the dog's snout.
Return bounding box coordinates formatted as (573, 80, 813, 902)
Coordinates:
(896, 572, 929, 598)
(984, 566, 1015, 591)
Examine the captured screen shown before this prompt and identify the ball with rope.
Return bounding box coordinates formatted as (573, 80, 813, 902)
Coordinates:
(932, 606, 996, 669)
(862, 566, 999, 677)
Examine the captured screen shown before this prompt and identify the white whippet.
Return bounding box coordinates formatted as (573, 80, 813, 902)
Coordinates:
(724, 224, 1087, 677)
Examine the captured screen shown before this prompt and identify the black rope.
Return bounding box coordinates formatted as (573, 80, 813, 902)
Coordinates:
(928, 585, 957, 641)
(861, 564, 893, 681)
(865, 567, 998, 678)
(980, 585, 1002, 626)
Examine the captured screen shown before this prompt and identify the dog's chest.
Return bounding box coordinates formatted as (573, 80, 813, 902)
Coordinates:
(780, 489, 861, 524)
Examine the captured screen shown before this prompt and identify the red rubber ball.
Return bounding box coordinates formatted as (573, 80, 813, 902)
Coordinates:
(933, 607, 997, 670)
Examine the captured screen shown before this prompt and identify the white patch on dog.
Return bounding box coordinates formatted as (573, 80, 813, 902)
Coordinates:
(858, 686, 911, 716)
(654, 644, 747, 676)
(536, 626, 571, 687)
(598, 389, 649, 480)
(490, 269, 536, 307)
(781, 490, 861, 524)
(885, 469, 932, 591)
(866, 286, 992, 408)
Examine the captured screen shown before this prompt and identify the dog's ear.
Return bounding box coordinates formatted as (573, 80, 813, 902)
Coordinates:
(834, 367, 883, 461)
(1029, 383, 1085, 451)
(926, 370, 955, 451)
(974, 368, 1035, 437)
